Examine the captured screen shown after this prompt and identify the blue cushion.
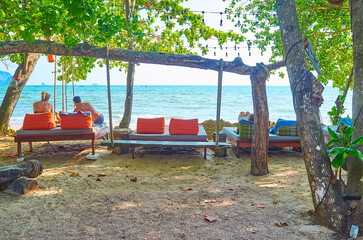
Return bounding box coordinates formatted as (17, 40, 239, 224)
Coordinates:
(270, 119, 296, 134)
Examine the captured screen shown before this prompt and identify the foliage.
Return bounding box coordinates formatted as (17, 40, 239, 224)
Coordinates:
(0, 0, 245, 82)
(326, 126, 363, 168)
(327, 95, 346, 125)
(224, 0, 353, 91)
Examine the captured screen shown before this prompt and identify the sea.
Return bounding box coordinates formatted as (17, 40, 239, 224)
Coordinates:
(0, 85, 353, 128)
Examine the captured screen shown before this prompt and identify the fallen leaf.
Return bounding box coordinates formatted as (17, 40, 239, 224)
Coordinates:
(88, 174, 94, 177)
(187, 188, 193, 191)
(130, 177, 137, 182)
(125, 175, 129, 178)
(256, 204, 265, 209)
(275, 223, 282, 227)
(252, 231, 256, 234)
(125, 166, 128, 168)
(344, 210, 351, 216)
(70, 172, 79, 177)
(228, 188, 233, 191)
(250, 203, 255, 206)
(98, 173, 106, 177)
(96, 178, 102, 181)
(273, 201, 278, 204)
(282, 222, 289, 226)
(204, 214, 217, 222)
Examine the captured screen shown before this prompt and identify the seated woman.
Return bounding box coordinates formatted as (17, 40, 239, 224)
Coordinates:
(238, 111, 251, 122)
(33, 91, 53, 113)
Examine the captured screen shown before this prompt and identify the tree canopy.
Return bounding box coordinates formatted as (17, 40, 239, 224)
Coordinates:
(225, 0, 352, 91)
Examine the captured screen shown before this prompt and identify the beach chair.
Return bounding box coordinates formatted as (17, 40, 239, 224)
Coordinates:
(101, 118, 230, 159)
(14, 112, 109, 161)
(224, 119, 300, 157)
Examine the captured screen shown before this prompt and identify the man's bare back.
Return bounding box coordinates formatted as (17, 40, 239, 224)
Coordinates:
(74, 102, 101, 122)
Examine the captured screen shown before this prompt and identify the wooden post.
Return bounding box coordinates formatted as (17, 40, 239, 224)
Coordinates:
(215, 59, 223, 147)
(106, 46, 114, 148)
(250, 64, 270, 175)
(72, 58, 75, 109)
(61, 61, 64, 112)
(54, 55, 56, 115)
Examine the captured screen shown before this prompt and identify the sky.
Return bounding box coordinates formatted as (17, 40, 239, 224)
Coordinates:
(0, 0, 291, 86)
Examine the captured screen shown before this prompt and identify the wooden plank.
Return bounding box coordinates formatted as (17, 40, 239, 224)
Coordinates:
(101, 140, 230, 148)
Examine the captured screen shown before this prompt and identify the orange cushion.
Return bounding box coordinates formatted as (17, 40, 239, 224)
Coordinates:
(60, 112, 92, 129)
(137, 118, 165, 134)
(23, 112, 56, 130)
(169, 118, 199, 135)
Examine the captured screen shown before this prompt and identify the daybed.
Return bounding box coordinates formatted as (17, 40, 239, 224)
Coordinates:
(223, 126, 300, 157)
(14, 111, 109, 161)
(101, 118, 230, 159)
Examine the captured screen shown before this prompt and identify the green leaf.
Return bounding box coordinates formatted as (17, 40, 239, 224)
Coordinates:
(344, 126, 354, 140)
(331, 153, 346, 168)
(351, 136, 363, 146)
(346, 148, 363, 161)
(327, 139, 338, 148)
(327, 147, 346, 155)
(328, 127, 340, 141)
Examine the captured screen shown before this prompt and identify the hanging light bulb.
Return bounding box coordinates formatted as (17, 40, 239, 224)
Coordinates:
(238, 52, 240, 57)
(202, 11, 205, 25)
(226, 52, 228, 57)
(220, 12, 223, 26)
(220, 44, 223, 50)
(249, 52, 251, 57)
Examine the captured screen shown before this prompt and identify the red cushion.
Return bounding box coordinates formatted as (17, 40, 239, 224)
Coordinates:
(169, 118, 199, 135)
(23, 112, 56, 130)
(61, 112, 93, 129)
(137, 118, 165, 134)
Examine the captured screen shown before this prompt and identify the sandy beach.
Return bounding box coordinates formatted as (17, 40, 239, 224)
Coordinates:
(0, 135, 339, 240)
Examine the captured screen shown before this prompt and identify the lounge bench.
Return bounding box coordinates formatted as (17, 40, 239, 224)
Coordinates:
(14, 124, 109, 160)
(223, 127, 300, 157)
(101, 140, 230, 159)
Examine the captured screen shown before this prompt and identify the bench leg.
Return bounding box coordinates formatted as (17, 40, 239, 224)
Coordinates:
(28, 142, 33, 152)
(204, 148, 207, 159)
(132, 147, 135, 159)
(17, 142, 22, 157)
(237, 147, 241, 158)
(92, 139, 96, 155)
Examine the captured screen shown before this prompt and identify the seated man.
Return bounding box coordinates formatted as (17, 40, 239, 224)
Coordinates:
(73, 96, 104, 125)
(33, 91, 53, 113)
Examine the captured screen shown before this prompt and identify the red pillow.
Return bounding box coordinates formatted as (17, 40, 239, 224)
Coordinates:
(61, 112, 93, 129)
(169, 118, 199, 135)
(137, 118, 165, 134)
(23, 112, 56, 130)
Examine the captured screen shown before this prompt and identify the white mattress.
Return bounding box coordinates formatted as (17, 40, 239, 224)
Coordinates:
(130, 125, 208, 141)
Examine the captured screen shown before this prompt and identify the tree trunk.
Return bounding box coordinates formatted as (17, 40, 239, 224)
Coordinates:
(0, 160, 43, 185)
(276, 0, 346, 231)
(0, 53, 40, 135)
(346, 0, 363, 231)
(119, 63, 135, 128)
(250, 64, 270, 175)
(336, 67, 353, 121)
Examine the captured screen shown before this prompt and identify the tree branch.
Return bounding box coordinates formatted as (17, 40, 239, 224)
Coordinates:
(0, 40, 285, 75)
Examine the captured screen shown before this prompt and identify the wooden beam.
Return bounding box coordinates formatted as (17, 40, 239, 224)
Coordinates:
(0, 40, 285, 76)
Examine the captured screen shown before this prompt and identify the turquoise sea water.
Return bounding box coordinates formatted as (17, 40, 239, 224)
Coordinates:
(0, 85, 353, 128)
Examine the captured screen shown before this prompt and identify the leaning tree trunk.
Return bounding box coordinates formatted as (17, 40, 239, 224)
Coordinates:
(0, 53, 40, 135)
(276, 0, 346, 231)
(345, 0, 363, 231)
(250, 64, 270, 175)
(119, 62, 135, 128)
(336, 67, 353, 121)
